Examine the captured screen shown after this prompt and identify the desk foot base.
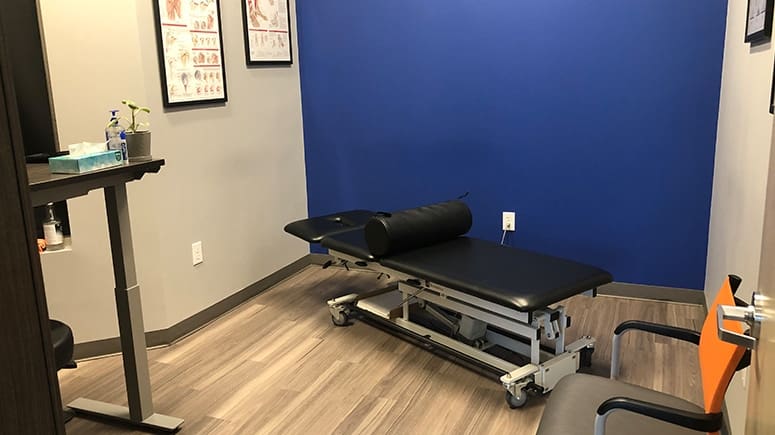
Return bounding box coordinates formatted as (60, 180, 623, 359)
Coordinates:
(68, 398, 184, 432)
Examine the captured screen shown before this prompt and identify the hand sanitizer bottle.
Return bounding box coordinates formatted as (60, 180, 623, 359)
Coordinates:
(42, 202, 64, 251)
(105, 110, 128, 163)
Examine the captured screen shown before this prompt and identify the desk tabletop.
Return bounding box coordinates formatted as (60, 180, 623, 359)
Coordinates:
(27, 159, 165, 206)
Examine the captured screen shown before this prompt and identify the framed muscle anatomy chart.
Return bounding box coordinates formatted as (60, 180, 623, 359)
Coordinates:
(153, 0, 228, 107)
(242, 0, 293, 65)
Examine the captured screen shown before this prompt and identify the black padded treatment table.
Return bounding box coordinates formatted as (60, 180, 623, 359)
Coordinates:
(285, 201, 613, 408)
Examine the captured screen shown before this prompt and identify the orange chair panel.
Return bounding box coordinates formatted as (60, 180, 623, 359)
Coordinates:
(699, 277, 747, 414)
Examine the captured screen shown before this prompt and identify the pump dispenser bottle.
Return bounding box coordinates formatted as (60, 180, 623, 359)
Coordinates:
(42, 202, 64, 251)
(105, 109, 128, 163)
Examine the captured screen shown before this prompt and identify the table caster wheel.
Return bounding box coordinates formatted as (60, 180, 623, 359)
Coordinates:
(331, 311, 351, 327)
(505, 389, 528, 409)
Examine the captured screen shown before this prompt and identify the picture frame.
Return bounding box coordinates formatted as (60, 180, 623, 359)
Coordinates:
(770, 56, 775, 114)
(745, 0, 775, 44)
(152, 0, 228, 108)
(241, 0, 293, 65)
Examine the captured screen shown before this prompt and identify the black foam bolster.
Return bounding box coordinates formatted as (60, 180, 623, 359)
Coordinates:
(364, 200, 472, 257)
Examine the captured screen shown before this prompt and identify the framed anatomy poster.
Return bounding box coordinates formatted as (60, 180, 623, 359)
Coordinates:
(153, 0, 228, 107)
(242, 0, 293, 65)
(746, 0, 774, 44)
(770, 56, 775, 114)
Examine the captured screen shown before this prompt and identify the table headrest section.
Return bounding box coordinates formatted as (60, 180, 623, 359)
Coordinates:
(321, 228, 375, 260)
(365, 200, 472, 257)
(284, 209, 375, 243)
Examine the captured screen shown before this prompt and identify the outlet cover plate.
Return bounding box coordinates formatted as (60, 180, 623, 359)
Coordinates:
(502, 212, 516, 232)
(192, 241, 203, 266)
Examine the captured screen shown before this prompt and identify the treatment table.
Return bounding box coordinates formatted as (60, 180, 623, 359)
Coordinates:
(285, 201, 612, 407)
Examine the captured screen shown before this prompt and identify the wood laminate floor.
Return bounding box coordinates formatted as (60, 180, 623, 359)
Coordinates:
(60, 266, 704, 434)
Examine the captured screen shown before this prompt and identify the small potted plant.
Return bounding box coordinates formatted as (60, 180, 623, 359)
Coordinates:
(121, 99, 152, 162)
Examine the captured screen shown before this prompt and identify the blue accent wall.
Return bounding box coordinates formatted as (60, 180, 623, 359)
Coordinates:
(296, 1, 728, 289)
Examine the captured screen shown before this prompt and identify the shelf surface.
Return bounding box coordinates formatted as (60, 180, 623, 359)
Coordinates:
(26, 159, 165, 206)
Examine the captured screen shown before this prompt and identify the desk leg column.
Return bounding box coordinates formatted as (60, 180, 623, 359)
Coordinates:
(104, 184, 153, 420)
(68, 184, 183, 432)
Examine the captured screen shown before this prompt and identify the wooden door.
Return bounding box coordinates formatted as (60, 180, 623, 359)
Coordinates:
(0, 17, 65, 435)
(744, 119, 775, 433)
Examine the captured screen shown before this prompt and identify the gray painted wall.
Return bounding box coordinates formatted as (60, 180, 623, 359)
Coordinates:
(38, 0, 309, 342)
(705, 0, 775, 433)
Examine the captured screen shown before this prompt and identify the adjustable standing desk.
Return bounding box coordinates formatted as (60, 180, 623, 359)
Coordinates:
(27, 159, 183, 432)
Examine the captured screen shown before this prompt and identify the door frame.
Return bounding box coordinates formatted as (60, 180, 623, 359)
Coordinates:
(0, 17, 65, 435)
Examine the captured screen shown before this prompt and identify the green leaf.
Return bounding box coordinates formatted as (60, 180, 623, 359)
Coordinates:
(122, 99, 140, 110)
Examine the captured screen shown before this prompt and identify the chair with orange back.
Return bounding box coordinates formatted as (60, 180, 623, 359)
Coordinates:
(536, 275, 750, 435)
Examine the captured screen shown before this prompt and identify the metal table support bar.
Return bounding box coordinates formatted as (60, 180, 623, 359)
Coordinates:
(105, 183, 151, 418)
(67, 182, 182, 432)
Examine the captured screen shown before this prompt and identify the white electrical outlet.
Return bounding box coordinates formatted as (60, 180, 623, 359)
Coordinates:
(192, 241, 203, 266)
(502, 211, 516, 232)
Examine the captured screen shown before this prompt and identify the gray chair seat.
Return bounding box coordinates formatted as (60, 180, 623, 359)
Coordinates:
(537, 374, 703, 435)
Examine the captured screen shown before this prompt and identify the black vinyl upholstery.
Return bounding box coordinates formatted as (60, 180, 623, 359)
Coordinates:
(321, 228, 375, 261)
(284, 210, 374, 243)
(284, 203, 613, 313)
(50, 319, 74, 371)
(365, 200, 472, 257)
(381, 237, 612, 311)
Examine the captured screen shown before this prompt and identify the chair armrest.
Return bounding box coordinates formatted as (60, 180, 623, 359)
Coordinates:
(614, 321, 701, 344)
(610, 320, 700, 378)
(594, 397, 722, 435)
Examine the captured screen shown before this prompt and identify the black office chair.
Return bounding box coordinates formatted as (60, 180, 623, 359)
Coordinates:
(50, 319, 77, 422)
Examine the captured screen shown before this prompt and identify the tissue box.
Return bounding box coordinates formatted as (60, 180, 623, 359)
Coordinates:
(48, 150, 124, 174)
